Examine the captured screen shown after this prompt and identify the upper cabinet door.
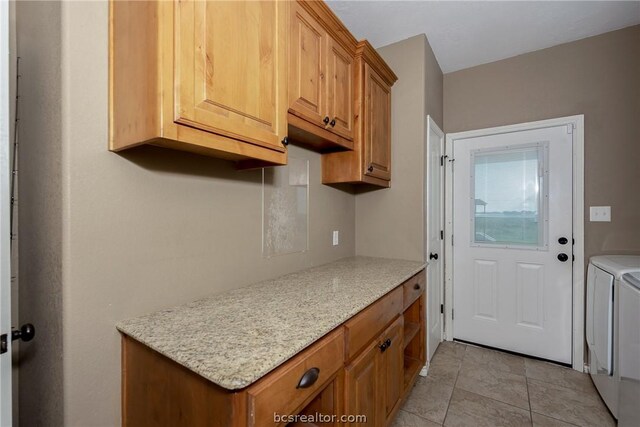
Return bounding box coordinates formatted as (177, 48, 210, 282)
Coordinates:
(326, 39, 354, 140)
(363, 63, 391, 181)
(289, 3, 327, 127)
(174, 0, 287, 151)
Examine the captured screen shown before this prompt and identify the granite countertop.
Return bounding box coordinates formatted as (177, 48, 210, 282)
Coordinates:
(116, 256, 426, 390)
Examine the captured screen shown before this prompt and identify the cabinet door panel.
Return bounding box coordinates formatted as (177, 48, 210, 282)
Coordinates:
(175, 0, 287, 151)
(345, 341, 381, 427)
(327, 39, 354, 140)
(381, 317, 404, 422)
(363, 64, 391, 180)
(289, 3, 326, 126)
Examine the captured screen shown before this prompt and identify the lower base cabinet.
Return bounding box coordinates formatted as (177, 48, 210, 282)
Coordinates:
(345, 316, 404, 427)
(121, 269, 426, 427)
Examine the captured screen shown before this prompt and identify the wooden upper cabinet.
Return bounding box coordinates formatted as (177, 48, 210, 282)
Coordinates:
(174, 0, 287, 152)
(327, 38, 355, 140)
(289, 3, 327, 127)
(287, 1, 355, 152)
(109, 0, 288, 166)
(321, 41, 397, 188)
(363, 63, 391, 181)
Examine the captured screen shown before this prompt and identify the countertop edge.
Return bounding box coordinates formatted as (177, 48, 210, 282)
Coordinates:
(117, 257, 427, 390)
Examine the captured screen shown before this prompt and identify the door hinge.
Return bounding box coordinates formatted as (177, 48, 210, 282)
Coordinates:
(451, 234, 454, 246)
(440, 304, 444, 314)
(440, 230, 444, 240)
(0, 334, 7, 354)
(440, 155, 449, 166)
(452, 309, 454, 320)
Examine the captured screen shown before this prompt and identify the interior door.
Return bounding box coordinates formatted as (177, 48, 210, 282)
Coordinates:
(426, 117, 444, 361)
(0, 1, 11, 422)
(363, 63, 391, 181)
(452, 125, 574, 363)
(174, 0, 287, 151)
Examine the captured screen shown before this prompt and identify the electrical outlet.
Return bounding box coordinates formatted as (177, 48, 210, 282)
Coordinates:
(590, 206, 611, 222)
(332, 230, 339, 246)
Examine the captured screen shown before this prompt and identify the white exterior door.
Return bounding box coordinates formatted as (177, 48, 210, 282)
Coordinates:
(0, 1, 12, 424)
(426, 116, 444, 361)
(452, 124, 574, 363)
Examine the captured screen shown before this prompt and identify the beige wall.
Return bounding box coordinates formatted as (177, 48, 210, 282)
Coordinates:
(17, 1, 355, 425)
(444, 25, 640, 263)
(355, 34, 443, 262)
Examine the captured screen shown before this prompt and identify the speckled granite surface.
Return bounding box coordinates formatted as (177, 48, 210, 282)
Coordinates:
(116, 256, 426, 390)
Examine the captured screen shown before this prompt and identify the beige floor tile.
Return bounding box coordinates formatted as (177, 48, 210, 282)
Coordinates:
(531, 412, 578, 427)
(444, 388, 532, 427)
(464, 345, 526, 375)
(402, 377, 454, 424)
(524, 359, 595, 394)
(528, 378, 615, 427)
(455, 359, 530, 409)
(427, 354, 462, 386)
(434, 341, 467, 361)
(391, 410, 442, 427)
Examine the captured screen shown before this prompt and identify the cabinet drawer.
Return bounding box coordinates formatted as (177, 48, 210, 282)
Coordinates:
(344, 287, 403, 360)
(247, 328, 344, 427)
(403, 270, 426, 311)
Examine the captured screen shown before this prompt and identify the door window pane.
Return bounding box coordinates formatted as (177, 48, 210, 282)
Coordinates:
(471, 144, 547, 247)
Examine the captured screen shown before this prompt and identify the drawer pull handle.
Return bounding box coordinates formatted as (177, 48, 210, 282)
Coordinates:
(297, 367, 320, 389)
(414, 283, 421, 290)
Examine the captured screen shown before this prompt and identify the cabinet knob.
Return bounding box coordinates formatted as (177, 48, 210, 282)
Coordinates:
(323, 116, 330, 125)
(378, 342, 387, 352)
(413, 283, 421, 290)
(281, 136, 289, 146)
(330, 118, 336, 127)
(296, 367, 320, 389)
(367, 165, 374, 173)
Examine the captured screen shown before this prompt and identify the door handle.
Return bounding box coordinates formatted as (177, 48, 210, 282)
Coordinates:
(557, 253, 569, 262)
(429, 253, 438, 260)
(558, 237, 568, 245)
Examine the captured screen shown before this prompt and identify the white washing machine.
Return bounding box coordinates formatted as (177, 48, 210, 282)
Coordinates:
(618, 271, 640, 426)
(586, 255, 640, 419)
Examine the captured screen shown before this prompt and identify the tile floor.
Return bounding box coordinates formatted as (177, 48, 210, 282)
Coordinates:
(392, 341, 616, 427)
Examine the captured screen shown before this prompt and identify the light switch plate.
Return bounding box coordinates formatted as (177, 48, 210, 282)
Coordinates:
(590, 206, 611, 222)
(332, 230, 339, 246)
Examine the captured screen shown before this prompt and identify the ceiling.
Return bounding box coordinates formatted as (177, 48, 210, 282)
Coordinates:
(326, 1, 640, 73)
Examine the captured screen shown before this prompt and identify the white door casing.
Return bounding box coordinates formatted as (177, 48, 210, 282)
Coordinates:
(425, 116, 444, 362)
(444, 116, 585, 370)
(0, 0, 12, 423)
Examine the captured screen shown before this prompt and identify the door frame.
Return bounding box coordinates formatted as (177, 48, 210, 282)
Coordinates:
(424, 115, 444, 360)
(444, 115, 585, 371)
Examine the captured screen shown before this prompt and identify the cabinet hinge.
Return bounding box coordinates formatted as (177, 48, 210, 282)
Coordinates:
(440, 230, 444, 240)
(440, 304, 444, 314)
